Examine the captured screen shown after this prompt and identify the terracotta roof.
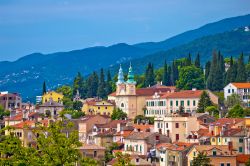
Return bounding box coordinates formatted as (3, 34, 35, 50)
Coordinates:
(192, 145, 237, 156)
(162, 90, 203, 98)
(109, 85, 176, 97)
(28, 112, 40, 117)
(77, 144, 105, 150)
(115, 130, 133, 137)
(157, 142, 194, 151)
(221, 128, 243, 137)
(9, 112, 23, 121)
(236, 154, 250, 163)
(12, 120, 35, 129)
(133, 124, 153, 132)
(95, 120, 127, 129)
(210, 118, 244, 127)
(232, 82, 250, 89)
(124, 131, 153, 140)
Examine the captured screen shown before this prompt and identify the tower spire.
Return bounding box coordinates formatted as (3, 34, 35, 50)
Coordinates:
(127, 62, 136, 84)
(117, 64, 124, 84)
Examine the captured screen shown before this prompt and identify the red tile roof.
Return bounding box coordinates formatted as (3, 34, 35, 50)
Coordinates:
(232, 82, 250, 89)
(156, 142, 194, 151)
(236, 154, 250, 163)
(210, 118, 244, 127)
(133, 124, 153, 132)
(162, 90, 203, 98)
(96, 120, 127, 129)
(9, 112, 23, 121)
(12, 120, 35, 129)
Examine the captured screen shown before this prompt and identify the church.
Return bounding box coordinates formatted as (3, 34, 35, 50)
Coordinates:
(108, 65, 176, 119)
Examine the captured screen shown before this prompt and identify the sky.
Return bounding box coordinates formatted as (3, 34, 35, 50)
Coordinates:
(0, 0, 250, 61)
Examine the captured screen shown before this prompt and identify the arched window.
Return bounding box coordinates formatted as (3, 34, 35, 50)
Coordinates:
(121, 103, 124, 107)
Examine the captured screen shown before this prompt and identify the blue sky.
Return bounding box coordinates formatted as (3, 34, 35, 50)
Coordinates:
(0, 0, 250, 61)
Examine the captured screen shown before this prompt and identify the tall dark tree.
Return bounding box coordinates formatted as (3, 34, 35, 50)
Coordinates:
(73, 72, 84, 97)
(162, 61, 171, 86)
(225, 56, 237, 85)
(186, 53, 192, 66)
(236, 53, 247, 82)
(42, 81, 47, 95)
(86, 72, 99, 97)
(248, 55, 250, 64)
(204, 61, 211, 82)
(195, 53, 201, 68)
(144, 63, 155, 87)
(106, 70, 113, 95)
(97, 68, 106, 99)
(170, 61, 179, 85)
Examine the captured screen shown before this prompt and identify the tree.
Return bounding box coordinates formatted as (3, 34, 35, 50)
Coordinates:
(144, 63, 155, 87)
(111, 108, 127, 120)
(224, 56, 237, 85)
(204, 61, 211, 82)
(97, 68, 107, 99)
(73, 101, 83, 111)
(205, 106, 219, 118)
(106, 70, 113, 95)
(197, 91, 213, 113)
(113, 152, 134, 166)
(42, 81, 47, 95)
(162, 61, 171, 86)
(73, 72, 84, 97)
(191, 152, 212, 166)
(56, 85, 73, 99)
(236, 53, 247, 82)
(176, 66, 204, 90)
(225, 94, 243, 108)
(134, 115, 154, 124)
(186, 53, 192, 66)
(195, 53, 201, 68)
(227, 104, 245, 118)
(80, 157, 98, 166)
(0, 105, 10, 120)
(170, 61, 179, 85)
(86, 72, 99, 97)
(105, 143, 119, 163)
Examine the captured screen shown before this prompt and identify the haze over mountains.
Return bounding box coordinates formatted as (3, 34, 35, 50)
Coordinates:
(1, 14, 250, 101)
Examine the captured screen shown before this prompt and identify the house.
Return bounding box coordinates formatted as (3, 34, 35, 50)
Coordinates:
(38, 100, 64, 119)
(124, 132, 170, 155)
(82, 98, 115, 116)
(157, 142, 194, 166)
(186, 128, 212, 144)
(42, 91, 63, 104)
(77, 144, 106, 161)
(107, 155, 153, 166)
(108, 65, 176, 119)
(77, 115, 111, 143)
(224, 82, 250, 107)
(187, 145, 238, 166)
(154, 114, 200, 142)
(145, 90, 218, 117)
(208, 118, 246, 153)
(0, 91, 22, 110)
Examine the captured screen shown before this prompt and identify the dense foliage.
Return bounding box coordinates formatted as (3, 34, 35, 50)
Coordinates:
(191, 152, 212, 166)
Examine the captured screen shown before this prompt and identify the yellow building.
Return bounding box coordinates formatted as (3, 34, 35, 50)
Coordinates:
(82, 99, 115, 116)
(42, 91, 64, 104)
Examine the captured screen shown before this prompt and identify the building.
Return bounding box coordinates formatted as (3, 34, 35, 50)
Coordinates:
(36, 96, 42, 104)
(145, 90, 218, 117)
(38, 100, 64, 119)
(123, 132, 170, 155)
(187, 145, 238, 166)
(108, 65, 176, 119)
(154, 114, 200, 142)
(42, 91, 64, 104)
(82, 98, 115, 116)
(224, 82, 250, 107)
(157, 142, 194, 166)
(0, 91, 22, 110)
(77, 144, 106, 161)
(107, 155, 153, 166)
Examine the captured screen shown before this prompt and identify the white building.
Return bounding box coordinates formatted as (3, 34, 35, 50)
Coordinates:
(224, 82, 250, 107)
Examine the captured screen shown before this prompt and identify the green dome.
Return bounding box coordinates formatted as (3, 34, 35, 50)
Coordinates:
(127, 63, 136, 84)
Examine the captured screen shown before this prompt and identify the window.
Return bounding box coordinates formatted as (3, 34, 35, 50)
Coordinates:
(175, 123, 179, 128)
(170, 101, 173, 106)
(193, 151, 196, 157)
(98, 107, 100, 109)
(203, 118, 207, 123)
(176, 101, 179, 106)
(176, 134, 179, 141)
(161, 158, 164, 162)
(105, 107, 107, 109)
(239, 147, 243, 153)
(218, 138, 220, 142)
(166, 123, 168, 128)
(140, 145, 142, 152)
(220, 164, 225, 166)
(121, 103, 124, 107)
(239, 138, 244, 143)
(181, 100, 184, 106)
(193, 100, 196, 106)
(228, 89, 230, 93)
(94, 151, 97, 157)
(226, 163, 230, 166)
(187, 100, 190, 106)
(158, 123, 161, 128)
(232, 89, 234, 93)
(212, 150, 216, 156)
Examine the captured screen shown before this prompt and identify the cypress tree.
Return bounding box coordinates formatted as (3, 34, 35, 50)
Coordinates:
(144, 63, 155, 87)
(171, 61, 179, 85)
(236, 53, 247, 82)
(86, 72, 99, 97)
(206, 51, 218, 91)
(73, 72, 84, 96)
(186, 53, 192, 66)
(195, 53, 200, 68)
(97, 68, 106, 99)
(167, 66, 172, 86)
(42, 81, 47, 95)
(162, 61, 168, 85)
(225, 56, 237, 85)
(106, 70, 113, 95)
(205, 61, 211, 82)
(248, 55, 250, 64)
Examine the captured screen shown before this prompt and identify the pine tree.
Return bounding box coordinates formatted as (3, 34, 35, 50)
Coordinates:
(186, 53, 192, 66)
(97, 68, 106, 99)
(197, 91, 213, 113)
(236, 53, 247, 82)
(106, 70, 113, 95)
(86, 72, 99, 97)
(170, 61, 179, 85)
(42, 81, 47, 95)
(204, 61, 210, 82)
(144, 63, 155, 87)
(195, 53, 201, 68)
(73, 72, 84, 97)
(162, 61, 168, 85)
(225, 56, 237, 85)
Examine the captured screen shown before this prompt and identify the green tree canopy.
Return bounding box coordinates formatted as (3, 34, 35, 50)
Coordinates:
(197, 91, 213, 113)
(225, 93, 243, 108)
(227, 104, 245, 118)
(191, 152, 212, 166)
(111, 108, 127, 120)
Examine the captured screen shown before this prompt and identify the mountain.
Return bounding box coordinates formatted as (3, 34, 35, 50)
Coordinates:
(0, 43, 153, 100)
(133, 14, 250, 52)
(0, 14, 250, 101)
(113, 27, 250, 75)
